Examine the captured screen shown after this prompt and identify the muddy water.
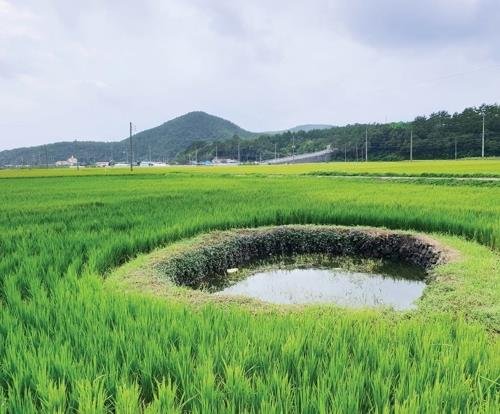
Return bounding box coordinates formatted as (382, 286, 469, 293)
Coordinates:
(216, 268, 426, 310)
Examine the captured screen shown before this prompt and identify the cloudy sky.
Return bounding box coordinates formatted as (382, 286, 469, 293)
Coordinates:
(1, 0, 499, 150)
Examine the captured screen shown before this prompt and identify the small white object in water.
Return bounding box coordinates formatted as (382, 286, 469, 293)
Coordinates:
(227, 268, 239, 274)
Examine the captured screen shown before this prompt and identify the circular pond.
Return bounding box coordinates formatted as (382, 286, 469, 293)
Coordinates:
(216, 267, 426, 309)
(153, 225, 449, 309)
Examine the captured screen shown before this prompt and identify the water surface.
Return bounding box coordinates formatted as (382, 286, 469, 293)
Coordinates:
(216, 268, 426, 310)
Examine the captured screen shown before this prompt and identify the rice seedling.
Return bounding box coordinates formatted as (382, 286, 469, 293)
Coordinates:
(1, 158, 499, 179)
(0, 167, 498, 411)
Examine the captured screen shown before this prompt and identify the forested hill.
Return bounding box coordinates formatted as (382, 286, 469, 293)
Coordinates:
(2, 105, 499, 166)
(0, 111, 256, 166)
(179, 104, 500, 163)
(128, 111, 255, 159)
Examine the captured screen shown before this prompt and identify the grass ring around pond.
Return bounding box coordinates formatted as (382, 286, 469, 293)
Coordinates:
(106, 224, 494, 315)
(155, 225, 449, 289)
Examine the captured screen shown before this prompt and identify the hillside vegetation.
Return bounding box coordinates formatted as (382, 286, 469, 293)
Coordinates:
(1, 104, 500, 166)
(180, 104, 500, 162)
(0, 112, 255, 166)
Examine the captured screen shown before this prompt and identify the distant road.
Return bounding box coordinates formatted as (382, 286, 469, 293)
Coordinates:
(266, 148, 336, 164)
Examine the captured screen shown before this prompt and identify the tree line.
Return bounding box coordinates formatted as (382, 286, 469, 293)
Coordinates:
(2, 104, 498, 166)
(179, 104, 500, 163)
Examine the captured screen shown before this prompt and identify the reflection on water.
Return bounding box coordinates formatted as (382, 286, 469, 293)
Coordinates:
(216, 268, 426, 310)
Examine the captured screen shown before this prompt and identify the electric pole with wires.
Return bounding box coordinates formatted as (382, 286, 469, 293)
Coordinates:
(129, 122, 134, 171)
(410, 129, 413, 161)
(365, 126, 368, 162)
(481, 112, 485, 158)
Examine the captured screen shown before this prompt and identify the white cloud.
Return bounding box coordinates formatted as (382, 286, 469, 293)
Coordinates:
(0, 0, 499, 149)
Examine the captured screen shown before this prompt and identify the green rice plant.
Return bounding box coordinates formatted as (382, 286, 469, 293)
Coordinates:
(0, 167, 498, 411)
(74, 378, 107, 413)
(1, 158, 499, 179)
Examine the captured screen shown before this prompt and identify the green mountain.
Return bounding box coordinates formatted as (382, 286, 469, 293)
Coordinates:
(178, 104, 500, 163)
(288, 124, 334, 132)
(128, 111, 255, 160)
(263, 124, 334, 135)
(2, 105, 500, 166)
(0, 111, 255, 166)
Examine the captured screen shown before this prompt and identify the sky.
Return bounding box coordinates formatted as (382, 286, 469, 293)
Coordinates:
(1, 0, 499, 150)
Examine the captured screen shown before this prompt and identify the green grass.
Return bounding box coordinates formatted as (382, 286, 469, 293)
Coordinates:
(2, 286, 499, 412)
(0, 166, 499, 411)
(107, 229, 499, 331)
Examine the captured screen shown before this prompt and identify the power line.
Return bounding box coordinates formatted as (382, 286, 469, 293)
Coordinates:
(365, 127, 368, 162)
(129, 122, 133, 171)
(482, 112, 485, 158)
(410, 129, 413, 161)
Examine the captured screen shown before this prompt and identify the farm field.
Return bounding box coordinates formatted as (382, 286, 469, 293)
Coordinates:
(1, 158, 500, 179)
(0, 163, 499, 412)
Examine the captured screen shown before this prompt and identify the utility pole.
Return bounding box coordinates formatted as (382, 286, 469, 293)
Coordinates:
(365, 127, 368, 162)
(195, 148, 198, 164)
(355, 144, 358, 162)
(237, 142, 240, 163)
(274, 143, 277, 160)
(481, 112, 485, 158)
(215, 145, 218, 161)
(292, 136, 295, 160)
(410, 129, 413, 161)
(129, 122, 133, 171)
(44, 145, 49, 169)
(344, 144, 347, 162)
(454, 137, 457, 160)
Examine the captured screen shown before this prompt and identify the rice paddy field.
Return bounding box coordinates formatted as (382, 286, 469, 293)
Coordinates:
(1, 158, 500, 179)
(0, 159, 499, 412)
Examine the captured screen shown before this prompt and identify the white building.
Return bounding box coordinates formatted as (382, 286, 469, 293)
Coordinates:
(212, 157, 239, 165)
(139, 161, 168, 167)
(55, 155, 78, 166)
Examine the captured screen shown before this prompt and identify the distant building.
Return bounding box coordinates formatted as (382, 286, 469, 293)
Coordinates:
(55, 155, 78, 166)
(212, 158, 239, 165)
(95, 161, 109, 167)
(139, 161, 168, 167)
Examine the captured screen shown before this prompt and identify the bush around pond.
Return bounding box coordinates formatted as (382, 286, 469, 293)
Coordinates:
(157, 225, 449, 288)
